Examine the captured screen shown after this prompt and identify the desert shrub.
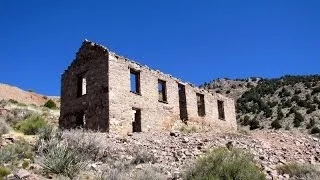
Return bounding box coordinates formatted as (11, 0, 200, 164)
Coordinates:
(285, 124, 291, 131)
(277, 107, 284, 120)
(283, 100, 292, 108)
(41, 144, 86, 178)
(293, 112, 304, 127)
(14, 115, 47, 135)
(271, 119, 282, 130)
(62, 129, 101, 161)
(311, 127, 320, 134)
(0, 140, 34, 165)
(8, 99, 18, 104)
(295, 89, 302, 94)
(0, 118, 10, 136)
(38, 124, 56, 142)
(131, 151, 157, 165)
(132, 166, 167, 180)
(179, 125, 198, 134)
(249, 119, 260, 130)
(291, 95, 300, 102)
(44, 99, 57, 109)
(183, 147, 266, 180)
(0, 166, 10, 179)
(311, 87, 320, 95)
(297, 100, 307, 107)
(242, 115, 251, 126)
(307, 118, 316, 129)
(277, 163, 320, 180)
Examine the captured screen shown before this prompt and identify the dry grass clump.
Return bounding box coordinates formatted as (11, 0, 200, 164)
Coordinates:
(131, 150, 157, 165)
(277, 163, 320, 180)
(98, 164, 167, 180)
(0, 139, 34, 166)
(0, 118, 10, 136)
(37, 128, 102, 178)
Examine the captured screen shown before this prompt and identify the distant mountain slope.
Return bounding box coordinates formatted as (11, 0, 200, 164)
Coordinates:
(202, 75, 320, 133)
(0, 83, 59, 106)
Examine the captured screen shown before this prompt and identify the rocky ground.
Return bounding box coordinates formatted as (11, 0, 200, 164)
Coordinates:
(2, 127, 319, 180)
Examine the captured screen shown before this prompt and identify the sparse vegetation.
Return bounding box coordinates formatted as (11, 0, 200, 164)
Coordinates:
(0, 140, 34, 165)
(183, 147, 266, 180)
(179, 125, 198, 134)
(0, 118, 10, 136)
(204, 75, 320, 132)
(277, 163, 320, 180)
(131, 151, 157, 165)
(14, 115, 47, 135)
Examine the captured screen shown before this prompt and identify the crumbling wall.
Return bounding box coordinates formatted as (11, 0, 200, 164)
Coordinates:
(59, 41, 109, 131)
(108, 53, 237, 133)
(60, 40, 237, 133)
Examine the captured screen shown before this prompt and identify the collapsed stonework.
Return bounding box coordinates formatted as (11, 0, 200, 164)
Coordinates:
(59, 40, 237, 133)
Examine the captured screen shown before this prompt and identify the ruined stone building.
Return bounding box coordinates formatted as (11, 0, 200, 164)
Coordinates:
(59, 40, 237, 133)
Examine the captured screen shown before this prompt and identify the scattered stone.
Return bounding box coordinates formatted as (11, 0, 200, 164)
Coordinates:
(170, 131, 179, 137)
(15, 169, 30, 179)
(226, 141, 233, 150)
(182, 137, 189, 143)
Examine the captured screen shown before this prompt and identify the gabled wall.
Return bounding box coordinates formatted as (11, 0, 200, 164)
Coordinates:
(59, 41, 109, 131)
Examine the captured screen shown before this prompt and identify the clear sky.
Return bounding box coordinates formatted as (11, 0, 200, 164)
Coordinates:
(1, 0, 319, 95)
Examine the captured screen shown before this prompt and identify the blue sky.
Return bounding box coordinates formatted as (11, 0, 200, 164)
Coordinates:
(1, 0, 319, 95)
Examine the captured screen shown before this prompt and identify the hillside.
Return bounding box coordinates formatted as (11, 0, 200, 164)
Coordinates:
(0, 83, 59, 106)
(203, 75, 320, 133)
(0, 81, 319, 179)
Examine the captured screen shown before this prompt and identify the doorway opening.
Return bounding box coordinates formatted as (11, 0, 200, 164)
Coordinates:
(76, 111, 85, 127)
(178, 84, 188, 121)
(132, 108, 141, 132)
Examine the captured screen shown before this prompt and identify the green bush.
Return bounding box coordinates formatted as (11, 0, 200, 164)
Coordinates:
(311, 127, 320, 134)
(44, 99, 57, 109)
(277, 163, 320, 180)
(0, 166, 10, 179)
(14, 115, 47, 135)
(249, 119, 260, 130)
(271, 119, 282, 129)
(183, 147, 266, 180)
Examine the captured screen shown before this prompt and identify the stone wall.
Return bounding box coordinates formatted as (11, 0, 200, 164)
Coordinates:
(108, 53, 237, 133)
(59, 41, 109, 131)
(60, 40, 237, 133)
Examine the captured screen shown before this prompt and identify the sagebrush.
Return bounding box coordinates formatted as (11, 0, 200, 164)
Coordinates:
(14, 115, 47, 135)
(183, 147, 266, 180)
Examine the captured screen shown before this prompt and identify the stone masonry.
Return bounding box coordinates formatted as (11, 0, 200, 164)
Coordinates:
(59, 40, 237, 133)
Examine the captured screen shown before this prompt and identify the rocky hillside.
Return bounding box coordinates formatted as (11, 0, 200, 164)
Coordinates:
(202, 75, 320, 133)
